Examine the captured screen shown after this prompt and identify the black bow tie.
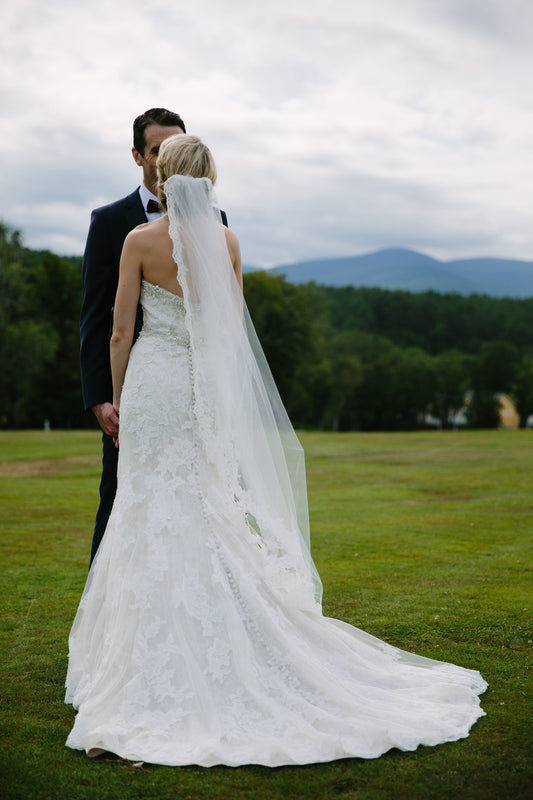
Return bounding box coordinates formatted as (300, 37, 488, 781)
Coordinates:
(146, 199, 163, 214)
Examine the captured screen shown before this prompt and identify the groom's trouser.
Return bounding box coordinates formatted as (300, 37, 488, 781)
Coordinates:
(90, 432, 119, 565)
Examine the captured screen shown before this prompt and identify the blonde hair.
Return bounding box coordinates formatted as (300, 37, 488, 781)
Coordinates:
(157, 134, 217, 209)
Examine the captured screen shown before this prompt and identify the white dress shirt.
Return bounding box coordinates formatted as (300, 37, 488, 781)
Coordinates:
(139, 183, 164, 222)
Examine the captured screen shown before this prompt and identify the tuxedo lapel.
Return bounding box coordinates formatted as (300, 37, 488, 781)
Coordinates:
(122, 189, 148, 230)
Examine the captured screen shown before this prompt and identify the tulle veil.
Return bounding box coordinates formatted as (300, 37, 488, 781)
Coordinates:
(164, 174, 322, 610)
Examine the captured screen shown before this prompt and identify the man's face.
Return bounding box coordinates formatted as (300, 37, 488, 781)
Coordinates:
(132, 123, 184, 193)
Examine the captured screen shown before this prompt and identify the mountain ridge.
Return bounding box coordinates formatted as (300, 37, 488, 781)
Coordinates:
(244, 247, 533, 298)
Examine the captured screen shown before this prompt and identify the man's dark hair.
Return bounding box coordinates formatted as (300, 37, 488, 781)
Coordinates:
(133, 108, 186, 155)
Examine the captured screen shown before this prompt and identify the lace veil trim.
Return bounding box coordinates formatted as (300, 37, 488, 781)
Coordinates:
(164, 175, 322, 609)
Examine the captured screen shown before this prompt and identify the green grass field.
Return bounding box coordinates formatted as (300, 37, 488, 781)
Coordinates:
(1, 429, 531, 800)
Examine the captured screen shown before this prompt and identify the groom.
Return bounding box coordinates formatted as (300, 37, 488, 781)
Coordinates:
(81, 108, 194, 565)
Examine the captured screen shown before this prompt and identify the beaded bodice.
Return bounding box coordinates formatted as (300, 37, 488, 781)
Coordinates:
(139, 280, 189, 346)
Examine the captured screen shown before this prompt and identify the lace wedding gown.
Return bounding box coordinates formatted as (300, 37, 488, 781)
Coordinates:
(65, 278, 487, 766)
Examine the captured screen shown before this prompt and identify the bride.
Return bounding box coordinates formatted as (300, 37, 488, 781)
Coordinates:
(65, 134, 487, 766)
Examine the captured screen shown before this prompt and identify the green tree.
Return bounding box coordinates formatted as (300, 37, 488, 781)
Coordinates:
(315, 331, 365, 431)
(512, 357, 533, 428)
(244, 271, 317, 406)
(387, 347, 437, 430)
(433, 349, 475, 428)
(0, 224, 59, 427)
(465, 390, 501, 429)
(466, 340, 520, 430)
(473, 340, 519, 393)
(1, 320, 58, 427)
(345, 333, 398, 431)
(29, 250, 83, 427)
(0, 222, 83, 428)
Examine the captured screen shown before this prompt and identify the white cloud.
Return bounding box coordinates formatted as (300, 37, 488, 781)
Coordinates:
(2, 0, 533, 265)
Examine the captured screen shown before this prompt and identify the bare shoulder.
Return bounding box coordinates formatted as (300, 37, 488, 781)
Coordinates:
(223, 227, 242, 286)
(124, 222, 149, 247)
(124, 218, 163, 251)
(224, 226, 240, 255)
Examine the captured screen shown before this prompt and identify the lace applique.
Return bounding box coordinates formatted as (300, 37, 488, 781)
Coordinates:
(65, 279, 487, 766)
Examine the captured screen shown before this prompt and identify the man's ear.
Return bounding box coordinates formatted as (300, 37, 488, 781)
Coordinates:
(132, 146, 143, 166)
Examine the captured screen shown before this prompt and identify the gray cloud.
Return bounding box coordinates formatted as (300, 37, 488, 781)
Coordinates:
(2, 0, 533, 266)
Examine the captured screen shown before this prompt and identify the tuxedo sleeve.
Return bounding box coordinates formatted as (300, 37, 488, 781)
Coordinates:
(79, 208, 118, 411)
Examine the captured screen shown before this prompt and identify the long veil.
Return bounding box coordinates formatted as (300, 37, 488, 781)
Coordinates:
(164, 174, 322, 611)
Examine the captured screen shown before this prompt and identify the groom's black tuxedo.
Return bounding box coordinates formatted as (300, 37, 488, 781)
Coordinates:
(80, 188, 147, 564)
(81, 189, 146, 412)
(80, 187, 227, 564)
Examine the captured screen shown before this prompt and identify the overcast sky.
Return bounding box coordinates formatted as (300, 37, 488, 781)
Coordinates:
(2, 0, 533, 266)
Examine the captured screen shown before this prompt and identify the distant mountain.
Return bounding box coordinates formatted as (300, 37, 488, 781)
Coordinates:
(244, 248, 533, 298)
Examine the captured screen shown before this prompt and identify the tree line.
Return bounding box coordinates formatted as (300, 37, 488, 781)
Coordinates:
(2, 221, 533, 431)
(243, 272, 533, 431)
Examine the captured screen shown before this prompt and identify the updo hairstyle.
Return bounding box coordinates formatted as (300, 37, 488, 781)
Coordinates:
(156, 134, 217, 210)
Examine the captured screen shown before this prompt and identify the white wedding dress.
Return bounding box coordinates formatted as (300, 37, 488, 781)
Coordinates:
(65, 278, 487, 767)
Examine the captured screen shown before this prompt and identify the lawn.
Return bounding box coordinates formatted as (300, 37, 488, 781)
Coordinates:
(0, 429, 531, 800)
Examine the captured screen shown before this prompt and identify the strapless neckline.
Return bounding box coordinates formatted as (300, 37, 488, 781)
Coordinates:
(142, 279, 184, 303)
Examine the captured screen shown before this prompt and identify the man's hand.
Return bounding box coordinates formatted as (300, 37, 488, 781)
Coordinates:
(92, 402, 119, 438)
